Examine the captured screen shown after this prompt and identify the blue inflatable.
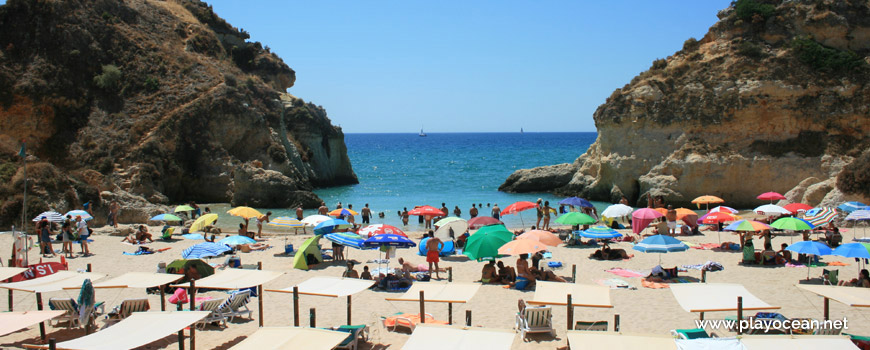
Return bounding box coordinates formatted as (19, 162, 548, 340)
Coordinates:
(418, 237, 455, 256)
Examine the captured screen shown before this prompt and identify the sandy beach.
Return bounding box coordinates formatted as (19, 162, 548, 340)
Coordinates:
(1, 221, 869, 350)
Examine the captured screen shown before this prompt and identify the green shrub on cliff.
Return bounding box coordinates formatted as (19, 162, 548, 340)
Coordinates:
(734, 0, 775, 21)
(737, 41, 764, 58)
(791, 37, 863, 73)
(94, 64, 122, 91)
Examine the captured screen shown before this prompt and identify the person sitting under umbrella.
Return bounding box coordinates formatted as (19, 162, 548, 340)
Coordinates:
(480, 260, 499, 284)
(776, 243, 793, 263)
(497, 261, 516, 283)
(838, 269, 870, 287)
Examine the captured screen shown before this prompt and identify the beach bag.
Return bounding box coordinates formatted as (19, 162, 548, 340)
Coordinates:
(415, 274, 431, 282)
(169, 288, 188, 304)
(547, 261, 563, 268)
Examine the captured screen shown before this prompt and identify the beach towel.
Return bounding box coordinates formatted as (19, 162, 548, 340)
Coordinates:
(596, 278, 633, 289)
(827, 261, 849, 266)
(683, 261, 724, 271)
(691, 243, 721, 250)
(606, 268, 645, 278)
(786, 262, 806, 268)
(641, 278, 669, 289)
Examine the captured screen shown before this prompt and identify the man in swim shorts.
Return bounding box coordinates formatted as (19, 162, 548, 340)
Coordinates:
(425, 231, 442, 279)
(666, 205, 677, 235)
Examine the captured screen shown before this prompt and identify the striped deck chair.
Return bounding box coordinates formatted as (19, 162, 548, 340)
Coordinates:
(515, 306, 555, 341)
(49, 298, 105, 329)
(103, 298, 150, 328)
(218, 290, 252, 322)
(194, 298, 227, 329)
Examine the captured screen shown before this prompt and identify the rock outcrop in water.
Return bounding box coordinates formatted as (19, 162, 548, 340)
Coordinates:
(501, 0, 870, 208)
(0, 0, 356, 227)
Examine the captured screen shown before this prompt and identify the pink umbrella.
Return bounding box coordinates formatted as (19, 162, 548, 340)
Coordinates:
(631, 208, 664, 235)
(358, 224, 407, 238)
(467, 216, 503, 229)
(757, 192, 786, 203)
(408, 205, 446, 216)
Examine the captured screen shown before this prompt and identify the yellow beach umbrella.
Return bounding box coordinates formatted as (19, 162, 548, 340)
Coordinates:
(190, 213, 218, 232)
(227, 206, 262, 219)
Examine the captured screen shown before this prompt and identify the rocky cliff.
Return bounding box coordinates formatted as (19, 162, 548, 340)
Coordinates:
(501, 0, 870, 208)
(0, 0, 357, 227)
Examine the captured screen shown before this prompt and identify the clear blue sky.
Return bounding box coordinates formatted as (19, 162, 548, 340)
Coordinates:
(4, 0, 732, 132)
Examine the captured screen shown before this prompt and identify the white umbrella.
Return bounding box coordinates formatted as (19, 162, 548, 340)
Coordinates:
(434, 219, 468, 241)
(709, 206, 738, 214)
(601, 204, 633, 218)
(754, 204, 791, 216)
(301, 215, 331, 227)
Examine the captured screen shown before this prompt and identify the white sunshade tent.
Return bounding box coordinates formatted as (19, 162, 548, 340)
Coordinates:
(171, 268, 284, 327)
(402, 324, 515, 350)
(0, 266, 27, 281)
(0, 311, 65, 337)
(669, 283, 778, 318)
(89, 272, 183, 289)
(24, 311, 209, 350)
(567, 331, 677, 350)
(740, 335, 859, 350)
(266, 276, 376, 325)
(0, 271, 106, 293)
(527, 281, 613, 308)
(229, 327, 349, 350)
(384, 282, 481, 325)
(797, 284, 870, 319)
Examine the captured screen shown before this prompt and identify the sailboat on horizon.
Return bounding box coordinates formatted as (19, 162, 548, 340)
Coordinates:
(419, 126, 427, 137)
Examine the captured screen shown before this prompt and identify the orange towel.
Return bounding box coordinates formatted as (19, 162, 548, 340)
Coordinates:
(383, 313, 448, 329)
(641, 278, 670, 289)
(827, 261, 849, 266)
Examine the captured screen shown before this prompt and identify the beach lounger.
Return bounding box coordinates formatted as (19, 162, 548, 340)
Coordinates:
(515, 306, 555, 341)
(574, 320, 608, 331)
(381, 312, 447, 333)
(103, 298, 150, 328)
(671, 328, 717, 339)
(194, 298, 227, 329)
(327, 324, 369, 350)
(48, 298, 105, 329)
(219, 290, 252, 322)
(822, 269, 839, 285)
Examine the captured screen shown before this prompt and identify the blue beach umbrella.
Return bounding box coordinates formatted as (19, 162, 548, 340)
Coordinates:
(633, 235, 689, 264)
(839, 202, 869, 213)
(575, 226, 622, 239)
(150, 213, 183, 222)
(786, 241, 833, 279)
(314, 219, 352, 235)
(559, 197, 593, 208)
(218, 235, 257, 246)
(846, 210, 870, 221)
(325, 232, 368, 250)
(362, 234, 416, 249)
(182, 242, 231, 259)
(831, 243, 870, 259)
(65, 210, 93, 221)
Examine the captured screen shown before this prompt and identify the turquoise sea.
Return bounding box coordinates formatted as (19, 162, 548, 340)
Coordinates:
(210, 132, 604, 230)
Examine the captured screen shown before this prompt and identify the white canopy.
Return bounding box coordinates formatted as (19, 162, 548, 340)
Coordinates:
(74, 272, 182, 289)
(797, 284, 870, 308)
(567, 331, 676, 350)
(171, 269, 283, 290)
(0, 271, 106, 293)
(230, 327, 349, 350)
(385, 282, 480, 303)
(402, 325, 515, 350)
(28, 311, 209, 350)
(0, 266, 27, 281)
(267, 276, 374, 297)
(740, 335, 859, 350)
(669, 283, 778, 313)
(0, 311, 65, 337)
(527, 281, 613, 308)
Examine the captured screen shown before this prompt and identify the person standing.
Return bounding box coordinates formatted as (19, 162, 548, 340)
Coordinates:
(535, 198, 543, 229)
(425, 231, 442, 279)
(60, 219, 74, 258)
(190, 202, 200, 219)
(256, 211, 272, 238)
(542, 201, 553, 230)
(469, 204, 478, 219)
(666, 205, 677, 235)
(492, 203, 500, 220)
(108, 201, 120, 228)
(318, 202, 328, 215)
(346, 204, 355, 225)
(76, 215, 91, 256)
(37, 217, 55, 257)
(361, 204, 372, 224)
(453, 206, 461, 217)
(401, 207, 409, 226)
(439, 203, 449, 220)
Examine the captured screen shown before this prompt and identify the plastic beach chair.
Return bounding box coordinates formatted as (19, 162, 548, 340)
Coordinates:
(219, 290, 252, 322)
(328, 324, 369, 350)
(515, 306, 555, 341)
(49, 298, 105, 329)
(194, 298, 227, 329)
(103, 298, 150, 328)
(822, 269, 839, 285)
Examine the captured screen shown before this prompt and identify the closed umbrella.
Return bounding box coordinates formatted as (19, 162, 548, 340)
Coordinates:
(77, 278, 95, 327)
(218, 235, 257, 246)
(558, 197, 593, 208)
(65, 210, 93, 221)
(189, 213, 218, 233)
(631, 208, 664, 235)
(32, 211, 64, 222)
(497, 238, 547, 256)
(467, 216, 503, 229)
(754, 204, 791, 216)
(358, 224, 407, 238)
(227, 206, 262, 219)
(517, 230, 562, 246)
(500, 201, 538, 228)
(576, 226, 622, 240)
(601, 204, 633, 218)
(182, 242, 231, 259)
(786, 241, 833, 279)
(633, 235, 688, 264)
(149, 213, 182, 222)
(464, 224, 513, 261)
(555, 212, 596, 226)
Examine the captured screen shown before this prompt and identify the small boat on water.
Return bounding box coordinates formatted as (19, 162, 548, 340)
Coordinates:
(520, 127, 524, 134)
(419, 127, 427, 137)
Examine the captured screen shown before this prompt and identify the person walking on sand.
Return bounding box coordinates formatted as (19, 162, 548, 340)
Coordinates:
(256, 211, 272, 238)
(666, 205, 677, 235)
(108, 201, 120, 228)
(425, 231, 443, 279)
(361, 203, 372, 224)
(535, 198, 543, 229)
(76, 216, 91, 256)
(453, 205, 461, 217)
(469, 204, 478, 219)
(318, 202, 328, 215)
(492, 203, 500, 220)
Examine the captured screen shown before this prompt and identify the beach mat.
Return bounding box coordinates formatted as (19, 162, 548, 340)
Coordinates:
(606, 268, 646, 278)
(596, 278, 633, 289)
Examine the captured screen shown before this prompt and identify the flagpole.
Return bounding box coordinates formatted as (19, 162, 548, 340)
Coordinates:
(20, 140, 26, 236)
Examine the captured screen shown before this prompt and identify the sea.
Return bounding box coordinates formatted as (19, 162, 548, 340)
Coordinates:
(207, 132, 604, 231)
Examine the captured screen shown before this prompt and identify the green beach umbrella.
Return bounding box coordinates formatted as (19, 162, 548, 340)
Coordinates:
(293, 235, 324, 270)
(174, 205, 195, 212)
(770, 217, 814, 231)
(555, 212, 596, 226)
(464, 224, 513, 261)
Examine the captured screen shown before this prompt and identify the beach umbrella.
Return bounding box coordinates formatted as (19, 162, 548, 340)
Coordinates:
(770, 217, 814, 231)
(839, 201, 869, 213)
(362, 234, 416, 249)
(217, 235, 257, 246)
(325, 232, 368, 250)
(408, 205, 446, 217)
(831, 243, 870, 259)
(783, 203, 813, 214)
(65, 210, 93, 221)
(757, 191, 786, 204)
(786, 241, 833, 279)
(631, 208, 664, 235)
(674, 208, 699, 220)
(700, 212, 739, 224)
(227, 206, 262, 219)
(633, 235, 689, 264)
(268, 217, 304, 228)
(182, 233, 205, 240)
(174, 205, 195, 212)
(497, 238, 547, 256)
(150, 213, 182, 222)
(358, 224, 407, 238)
(754, 204, 791, 216)
(464, 224, 513, 261)
(804, 207, 837, 227)
(500, 201, 538, 228)
(328, 208, 358, 217)
(434, 217, 468, 241)
(32, 211, 64, 222)
(517, 230, 563, 246)
(558, 197, 593, 208)
(601, 204, 633, 218)
(313, 218, 351, 235)
(709, 206, 738, 214)
(189, 213, 218, 233)
(467, 216, 503, 229)
(846, 210, 870, 221)
(576, 226, 622, 240)
(691, 195, 724, 210)
(182, 242, 231, 259)
(555, 212, 596, 226)
(724, 220, 771, 232)
(435, 216, 464, 227)
(76, 278, 95, 327)
(301, 215, 331, 227)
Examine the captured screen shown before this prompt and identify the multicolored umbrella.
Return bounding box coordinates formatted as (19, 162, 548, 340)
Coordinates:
(174, 205, 195, 212)
(770, 217, 814, 231)
(839, 202, 869, 213)
(757, 192, 786, 203)
(408, 206, 446, 217)
(633, 235, 688, 263)
(516, 230, 562, 246)
(313, 219, 351, 235)
(227, 206, 262, 219)
(149, 213, 182, 222)
(189, 213, 218, 233)
(65, 210, 93, 221)
(555, 212, 596, 226)
(268, 216, 305, 228)
(464, 224, 513, 261)
(575, 226, 622, 239)
(709, 206, 738, 214)
(783, 203, 813, 214)
(358, 224, 407, 238)
(301, 215, 331, 227)
(724, 220, 771, 232)
(804, 207, 837, 227)
(467, 216, 503, 229)
(182, 242, 231, 259)
(217, 235, 257, 246)
(361, 234, 416, 248)
(325, 232, 368, 250)
(32, 211, 64, 222)
(601, 204, 633, 218)
(328, 208, 359, 217)
(754, 204, 791, 215)
(497, 238, 547, 256)
(558, 197, 593, 208)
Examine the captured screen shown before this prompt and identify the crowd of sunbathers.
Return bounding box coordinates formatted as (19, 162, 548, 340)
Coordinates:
(479, 252, 567, 290)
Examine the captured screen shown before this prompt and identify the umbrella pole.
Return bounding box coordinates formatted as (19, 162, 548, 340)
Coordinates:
(520, 213, 525, 230)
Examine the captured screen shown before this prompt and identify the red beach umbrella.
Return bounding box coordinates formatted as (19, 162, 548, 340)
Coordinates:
(500, 201, 539, 228)
(467, 216, 503, 229)
(408, 205, 446, 217)
(701, 212, 739, 224)
(357, 224, 407, 238)
(757, 192, 786, 203)
(783, 203, 813, 214)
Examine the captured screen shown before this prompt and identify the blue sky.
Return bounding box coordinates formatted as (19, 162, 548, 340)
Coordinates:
(4, 0, 731, 132)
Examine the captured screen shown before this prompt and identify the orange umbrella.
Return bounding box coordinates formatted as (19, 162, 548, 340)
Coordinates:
(517, 230, 563, 246)
(497, 238, 548, 256)
(653, 208, 668, 215)
(675, 208, 698, 220)
(691, 195, 725, 210)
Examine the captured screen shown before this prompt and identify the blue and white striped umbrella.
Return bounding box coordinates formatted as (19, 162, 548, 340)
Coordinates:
(846, 210, 870, 221)
(325, 232, 368, 250)
(182, 242, 231, 259)
(218, 235, 257, 246)
(362, 234, 417, 249)
(65, 210, 93, 221)
(839, 202, 869, 213)
(32, 211, 64, 222)
(314, 219, 352, 235)
(575, 226, 622, 239)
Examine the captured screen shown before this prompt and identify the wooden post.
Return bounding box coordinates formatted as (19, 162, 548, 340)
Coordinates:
(48, 338, 56, 350)
(86, 263, 92, 272)
(614, 314, 620, 332)
(7, 289, 12, 311)
(465, 310, 472, 327)
(293, 286, 300, 327)
(448, 303, 453, 325)
(190, 280, 196, 350)
(346, 295, 352, 325)
(737, 296, 743, 335)
(824, 297, 830, 320)
(160, 288, 166, 311)
(309, 308, 316, 327)
(700, 312, 705, 321)
(448, 267, 453, 282)
(177, 303, 184, 350)
(257, 261, 264, 327)
(419, 291, 425, 324)
(567, 294, 573, 331)
(572, 264, 577, 282)
(701, 269, 707, 283)
(36, 292, 45, 342)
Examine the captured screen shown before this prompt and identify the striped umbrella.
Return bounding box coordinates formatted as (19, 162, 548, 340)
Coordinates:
(358, 224, 407, 238)
(32, 211, 65, 222)
(328, 208, 358, 217)
(846, 210, 870, 221)
(182, 242, 231, 259)
(805, 207, 837, 227)
(268, 216, 305, 228)
(839, 202, 869, 213)
(325, 232, 368, 250)
(633, 235, 688, 264)
(65, 210, 93, 221)
(575, 226, 622, 240)
(709, 206, 738, 214)
(724, 220, 771, 232)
